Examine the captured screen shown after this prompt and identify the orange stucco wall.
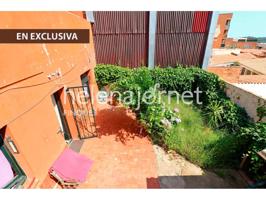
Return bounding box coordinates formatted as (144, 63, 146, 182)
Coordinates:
(0, 12, 98, 187)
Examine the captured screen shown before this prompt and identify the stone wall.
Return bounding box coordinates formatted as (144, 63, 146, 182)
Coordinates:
(225, 82, 266, 122)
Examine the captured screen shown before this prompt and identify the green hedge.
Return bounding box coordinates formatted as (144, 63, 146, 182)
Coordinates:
(95, 64, 131, 88)
(95, 65, 249, 133)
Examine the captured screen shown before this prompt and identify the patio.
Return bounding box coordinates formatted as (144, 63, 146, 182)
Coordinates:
(77, 103, 160, 188)
(46, 102, 248, 189)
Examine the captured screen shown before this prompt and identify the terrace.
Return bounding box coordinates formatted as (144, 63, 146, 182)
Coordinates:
(75, 98, 247, 188)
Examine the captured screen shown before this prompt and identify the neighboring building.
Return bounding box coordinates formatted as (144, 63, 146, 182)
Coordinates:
(208, 47, 266, 122)
(92, 11, 213, 68)
(239, 58, 266, 75)
(208, 54, 266, 122)
(257, 43, 266, 49)
(208, 66, 266, 83)
(210, 48, 266, 66)
(213, 13, 233, 48)
(208, 66, 266, 122)
(224, 37, 258, 49)
(0, 12, 99, 188)
(212, 13, 259, 49)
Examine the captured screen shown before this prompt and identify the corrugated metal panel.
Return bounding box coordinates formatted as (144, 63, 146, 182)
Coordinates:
(93, 11, 149, 67)
(92, 11, 212, 68)
(155, 11, 212, 67)
(156, 11, 194, 33)
(192, 11, 211, 33)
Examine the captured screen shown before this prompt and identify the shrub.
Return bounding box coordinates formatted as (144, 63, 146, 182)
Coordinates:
(140, 102, 167, 143)
(205, 100, 224, 129)
(239, 122, 266, 181)
(112, 67, 155, 113)
(188, 67, 227, 105)
(95, 64, 131, 88)
(221, 99, 250, 133)
(257, 104, 266, 122)
(151, 67, 194, 93)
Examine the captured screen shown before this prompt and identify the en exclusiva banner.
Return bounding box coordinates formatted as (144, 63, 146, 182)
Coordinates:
(0, 29, 90, 43)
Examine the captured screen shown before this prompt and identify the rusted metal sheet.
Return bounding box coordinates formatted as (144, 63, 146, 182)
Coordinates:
(155, 11, 212, 67)
(192, 11, 211, 33)
(93, 11, 149, 67)
(92, 11, 212, 68)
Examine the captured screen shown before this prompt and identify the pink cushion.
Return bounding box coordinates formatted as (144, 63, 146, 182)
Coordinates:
(50, 148, 93, 183)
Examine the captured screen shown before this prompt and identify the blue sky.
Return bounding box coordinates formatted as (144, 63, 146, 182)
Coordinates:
(221, 11, 266, 38)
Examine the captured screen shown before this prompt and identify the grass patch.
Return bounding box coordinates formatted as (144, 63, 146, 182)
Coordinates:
(163, 96, 241, 169)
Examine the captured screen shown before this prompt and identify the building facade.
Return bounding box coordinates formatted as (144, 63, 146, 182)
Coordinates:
(0, 11, 99, 188)
(224, 37, 258, 49)
(213, 13, 233, 48)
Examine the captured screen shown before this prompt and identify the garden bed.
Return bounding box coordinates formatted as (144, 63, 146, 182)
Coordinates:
(162, 96, 240, 168)
(95, 64, 266, 183)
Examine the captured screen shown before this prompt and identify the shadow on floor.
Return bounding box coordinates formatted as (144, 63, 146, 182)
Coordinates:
(96, 105, 147, 144)
(146, 177, 161, 189)
(147, 171, 248, 189)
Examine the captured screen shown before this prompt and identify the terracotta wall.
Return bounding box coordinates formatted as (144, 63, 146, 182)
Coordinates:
(224, 39, 257, 49)
(213, 13, 233, 48)
(0, 12, 98, 187)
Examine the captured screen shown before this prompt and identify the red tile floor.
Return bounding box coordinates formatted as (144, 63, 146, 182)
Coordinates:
(78, 104, 160, 188)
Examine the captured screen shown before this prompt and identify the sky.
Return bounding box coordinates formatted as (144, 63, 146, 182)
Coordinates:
(222, 11, 266, 38)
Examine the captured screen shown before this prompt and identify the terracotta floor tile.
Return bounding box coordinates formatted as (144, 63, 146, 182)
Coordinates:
(78, 104, 159, 188)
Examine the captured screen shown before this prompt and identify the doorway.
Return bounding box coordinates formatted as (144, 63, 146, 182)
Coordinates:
(51, 89, 72, 142)
(66, 71, 97, 139)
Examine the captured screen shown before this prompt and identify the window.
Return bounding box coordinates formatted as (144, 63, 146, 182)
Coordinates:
(81, 71, 90, 99)
(223, 30, 228, 35)
(225, 19, 231, 26)
(0, 127, 26, 188)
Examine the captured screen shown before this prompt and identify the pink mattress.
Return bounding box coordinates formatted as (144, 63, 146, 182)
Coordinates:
(49, 148, 93, 183)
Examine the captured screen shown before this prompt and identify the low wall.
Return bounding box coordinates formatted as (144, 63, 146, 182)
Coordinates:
(212, 48, 241, 56)
(225, 82, 266, 122)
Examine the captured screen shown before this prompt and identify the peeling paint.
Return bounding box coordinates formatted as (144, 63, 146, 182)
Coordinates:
(42, 44, 52, 66)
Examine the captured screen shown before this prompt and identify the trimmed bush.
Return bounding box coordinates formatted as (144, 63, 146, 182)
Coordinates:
(151, 67, 194, 93)
(95, 64, 131, 88)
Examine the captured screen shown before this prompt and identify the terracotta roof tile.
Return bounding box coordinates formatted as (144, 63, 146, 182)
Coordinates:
(239, 58, 266, 75)
(207, 67, 266, 84)
(207, 67, 241, 83)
